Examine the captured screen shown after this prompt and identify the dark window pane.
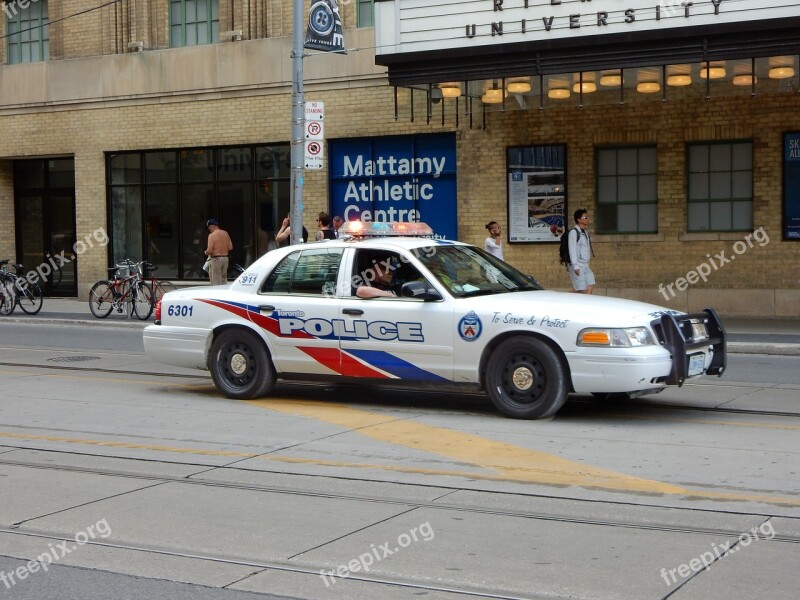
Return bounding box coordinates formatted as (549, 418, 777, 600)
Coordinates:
(180, 149, 214, 182)
(14, 160, 46, 189)
(181, 183, 215, 278)
(110, 154, 141, 185)
(145, 185, 179, 278)
(217, 147, 253, 181)
(145, 152, 177, 183)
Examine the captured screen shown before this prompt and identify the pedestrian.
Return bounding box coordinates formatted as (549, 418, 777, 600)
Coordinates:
(204, 219, 233, 285)
(315, 212, 336, 241)
(484, 221, 504, 260)
(567, 209, 595, 294)
(332, 215, 344, 238)
(276, 215, 309, 244)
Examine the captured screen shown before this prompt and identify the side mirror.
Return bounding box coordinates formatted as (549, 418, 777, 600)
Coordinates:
(401, 281, 442, 301)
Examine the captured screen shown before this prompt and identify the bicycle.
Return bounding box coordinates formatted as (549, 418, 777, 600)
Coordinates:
(88, 259, 153, 320)
(140, 262, 177, 306)
(0, 260, 44, 316)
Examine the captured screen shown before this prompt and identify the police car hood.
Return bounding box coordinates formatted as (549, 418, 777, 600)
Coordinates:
(463, 290, 681, 327)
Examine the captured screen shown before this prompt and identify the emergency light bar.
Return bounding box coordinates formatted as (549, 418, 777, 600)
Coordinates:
(339, 221, 434, 238)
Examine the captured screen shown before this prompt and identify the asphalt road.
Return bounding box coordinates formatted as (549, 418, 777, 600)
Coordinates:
(0, 322, 798, 599)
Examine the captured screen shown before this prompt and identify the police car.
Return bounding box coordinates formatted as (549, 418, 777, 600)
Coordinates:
(143, 222, 726, 419)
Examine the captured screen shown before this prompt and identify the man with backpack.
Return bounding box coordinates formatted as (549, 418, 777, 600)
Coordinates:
(560, 209, 595, 294)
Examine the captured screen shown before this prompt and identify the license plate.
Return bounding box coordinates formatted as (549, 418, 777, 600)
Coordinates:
(688, 353, 705, 377)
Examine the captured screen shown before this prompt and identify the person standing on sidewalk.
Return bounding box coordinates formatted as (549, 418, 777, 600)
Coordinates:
(567, 209, 595, 294)
(484, 221, 504, 260)
(204, 219, 233, 285)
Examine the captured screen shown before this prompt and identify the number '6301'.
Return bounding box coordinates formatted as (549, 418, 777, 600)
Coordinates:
(167, 304, 194, 317)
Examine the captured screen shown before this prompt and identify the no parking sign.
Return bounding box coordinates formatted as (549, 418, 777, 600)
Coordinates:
(305, 140, 324, 169)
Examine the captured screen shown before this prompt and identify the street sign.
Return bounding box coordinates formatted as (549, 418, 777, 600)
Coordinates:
(305, 120, 324, 140)
(305, 101, 324, 121)
(304, 140, 324, 169)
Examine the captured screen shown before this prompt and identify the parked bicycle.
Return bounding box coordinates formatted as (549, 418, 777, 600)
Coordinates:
(0, 260, 44, 316)
(140, 261, 177, 305)
(88, 259, 153, 320)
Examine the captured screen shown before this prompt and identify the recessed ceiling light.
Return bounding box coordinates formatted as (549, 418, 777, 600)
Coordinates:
(548, 88, 571, 99)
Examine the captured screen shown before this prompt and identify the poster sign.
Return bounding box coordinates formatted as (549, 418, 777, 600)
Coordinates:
(784, 132, 800, 240)
(507, 145, 567, 243)
(304, 0, 345, 53)
(329, 133, 457, 240)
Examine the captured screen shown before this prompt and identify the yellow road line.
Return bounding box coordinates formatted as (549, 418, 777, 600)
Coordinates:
(247, 399, 800, 507)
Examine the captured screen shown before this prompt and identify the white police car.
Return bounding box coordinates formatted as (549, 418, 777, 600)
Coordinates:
(143, 222, 726, 419)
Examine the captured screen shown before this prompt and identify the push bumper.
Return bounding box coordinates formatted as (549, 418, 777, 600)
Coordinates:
(656, 308, 727, 386)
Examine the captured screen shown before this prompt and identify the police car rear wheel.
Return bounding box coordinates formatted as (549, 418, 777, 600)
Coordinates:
(485, 337, 568, 419)
(209, 329, 275, 399)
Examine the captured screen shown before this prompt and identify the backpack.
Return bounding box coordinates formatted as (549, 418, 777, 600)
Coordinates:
(558, 228, 575, 267)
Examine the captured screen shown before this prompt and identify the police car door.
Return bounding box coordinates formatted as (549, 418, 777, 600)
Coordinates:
(251, 247, 344, 375)
(338, 248, 454, 382)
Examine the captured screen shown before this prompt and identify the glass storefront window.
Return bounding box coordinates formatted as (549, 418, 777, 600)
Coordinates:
(109, 154, 141, 185)
(108, 144, 290, 280)
(145, 152, 178, 183)
(180, 149, 214, 182)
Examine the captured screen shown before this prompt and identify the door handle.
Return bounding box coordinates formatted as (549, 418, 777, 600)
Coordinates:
(342, 308, 364, 316)
(258, 305, 275, 312)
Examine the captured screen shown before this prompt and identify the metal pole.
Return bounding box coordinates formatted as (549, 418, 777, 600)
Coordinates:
(290, 0, 305, 244)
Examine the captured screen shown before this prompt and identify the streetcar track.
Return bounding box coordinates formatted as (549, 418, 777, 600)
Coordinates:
(0, 526, 533, 600)
(1, 359, 799, 420)
(0, 454, 797, 542)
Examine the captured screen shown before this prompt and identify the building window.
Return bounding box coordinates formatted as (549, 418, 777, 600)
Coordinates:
(687, 141, 753, 232)
(356, 0, 374, 27)
(5, 0, 49, 64)
(170, 0, 219, 47)
(595, 146, 657, 233)
(107, 144, 290, 280)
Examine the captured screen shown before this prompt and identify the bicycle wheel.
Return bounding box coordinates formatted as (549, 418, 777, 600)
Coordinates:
(153, 280, 177, 304)
(16, 280, 43, 315)
(0, 280, 15, 316)
(89, 281, 115, 318)
(132, 281, 154, 320)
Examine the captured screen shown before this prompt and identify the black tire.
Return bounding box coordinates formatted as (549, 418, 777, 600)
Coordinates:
(153, 280, 177, 304)
(208, 329, 276, 399)
(89, 281, 114, 318)
(16, 280, 43, 315)
(132, 281, 154, 320)
(484, 336, 569, 419)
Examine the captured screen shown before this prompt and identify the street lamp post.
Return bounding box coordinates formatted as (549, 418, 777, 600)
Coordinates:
(290, 0, 305, 244)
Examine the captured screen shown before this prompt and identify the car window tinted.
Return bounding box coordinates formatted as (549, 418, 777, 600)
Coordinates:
(260, 248, 343, 296)
(416, 245, 542, 297)
(351, 249, 429, 298)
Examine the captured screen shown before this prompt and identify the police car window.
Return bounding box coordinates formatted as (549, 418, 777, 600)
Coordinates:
(261, 248, 343, 296)
(417, 245, 540, 297)
(351, 250, 426, 297)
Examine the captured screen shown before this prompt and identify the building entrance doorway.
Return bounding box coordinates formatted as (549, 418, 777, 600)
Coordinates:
(14, 158, 77, 297)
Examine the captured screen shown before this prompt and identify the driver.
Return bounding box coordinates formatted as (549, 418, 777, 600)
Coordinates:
(356, 259, 398, 298)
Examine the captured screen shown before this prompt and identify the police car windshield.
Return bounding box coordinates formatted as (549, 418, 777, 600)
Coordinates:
(416, 245, 542, 298)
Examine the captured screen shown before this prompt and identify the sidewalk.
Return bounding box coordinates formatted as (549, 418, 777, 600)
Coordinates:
(2, 298, 799, 355)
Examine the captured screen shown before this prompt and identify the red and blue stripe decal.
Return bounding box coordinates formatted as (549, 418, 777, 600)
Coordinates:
(199, 299, 446, 381)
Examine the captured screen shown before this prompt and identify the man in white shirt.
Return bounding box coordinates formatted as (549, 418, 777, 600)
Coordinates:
(484, 221, 504, 260)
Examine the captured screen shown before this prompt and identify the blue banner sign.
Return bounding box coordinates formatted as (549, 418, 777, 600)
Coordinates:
(329, 133, 457, 240)
(785, 132, 800, 240)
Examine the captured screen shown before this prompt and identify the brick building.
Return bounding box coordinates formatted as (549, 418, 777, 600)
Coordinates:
(1, 0, 798, 317)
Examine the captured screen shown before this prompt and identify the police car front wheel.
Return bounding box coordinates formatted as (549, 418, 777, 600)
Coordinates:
(209, 329, 276, 400)
(485, 337, 568, 419)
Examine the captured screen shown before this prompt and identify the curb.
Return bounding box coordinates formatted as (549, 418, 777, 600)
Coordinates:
(727, 341, 800, 356)
(1, 316, 149, 329)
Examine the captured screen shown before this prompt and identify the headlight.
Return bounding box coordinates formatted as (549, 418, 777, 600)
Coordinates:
(690, 320, 708, 341)
(577, 327, 656, 347)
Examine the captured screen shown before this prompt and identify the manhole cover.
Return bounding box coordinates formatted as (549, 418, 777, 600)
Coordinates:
(46, 356, 101, 363)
